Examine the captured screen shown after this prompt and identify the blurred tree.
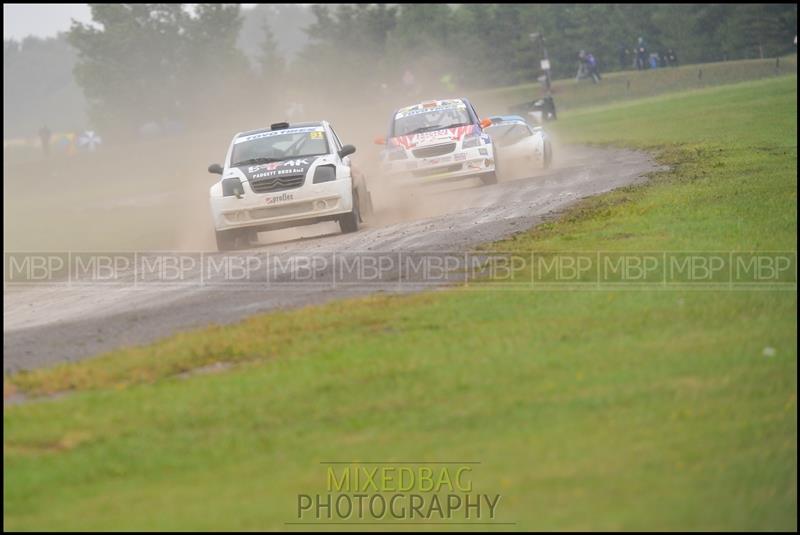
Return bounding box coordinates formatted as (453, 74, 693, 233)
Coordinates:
(258, 23, 285, 78)
(68, 4, 187, 134)
(68, 3, 250, 136)
(295, 4, 398, 106)
(717, 3, 798, 59)
(448, 4, 494, 85)
(237, 4, 313, 68)
(181, 4, 252, 123)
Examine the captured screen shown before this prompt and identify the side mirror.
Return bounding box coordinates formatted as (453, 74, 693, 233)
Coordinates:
(338, 144, 356, 158)
(208, 163, 223, 175)
(373, 136, 386, 145)
(480, 118, 492, 129)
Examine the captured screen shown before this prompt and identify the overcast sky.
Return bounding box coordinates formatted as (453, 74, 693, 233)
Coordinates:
(3, 3, 258, 41)
(4, 4, 91, 40)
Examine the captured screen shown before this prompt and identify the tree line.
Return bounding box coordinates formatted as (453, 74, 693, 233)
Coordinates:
(294, 3, 796, 88)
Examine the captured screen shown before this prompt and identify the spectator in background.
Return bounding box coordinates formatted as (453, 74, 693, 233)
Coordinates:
(666, 48, 678, 67)
(55, 131, 77, 156)
(635, 37, 647, 70)
(440, 73, 456, 93)
(38, 125, 51, 157)
(576, 50, 588, 81)
(586, 52, 601, 83)
(576, 51, 601, 84)
(618, 43, 630, 70)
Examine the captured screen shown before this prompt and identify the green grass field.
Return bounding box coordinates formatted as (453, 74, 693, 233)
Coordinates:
(472, 55, 797, 114)
(4, 76, 797, 530)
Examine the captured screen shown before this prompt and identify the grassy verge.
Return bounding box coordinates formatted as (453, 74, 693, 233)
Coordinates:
(4, 76, 796, 530)
(472, 55, 797, 114)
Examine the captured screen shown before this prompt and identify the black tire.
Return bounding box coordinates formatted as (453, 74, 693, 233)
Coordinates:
(482, 152, 500, 185)
(480, 171, 498, 185)
(542, 140, 553, 169)
(339, 192, 360, 233)
(362, 190, 375, 221)
(215, 229, 240, 252)
(481, 156, 500, 186)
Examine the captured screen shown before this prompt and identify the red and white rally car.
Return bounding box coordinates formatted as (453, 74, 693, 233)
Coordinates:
(376, 98, 498, 186)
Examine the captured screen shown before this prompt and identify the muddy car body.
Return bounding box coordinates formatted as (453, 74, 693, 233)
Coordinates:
(377, 98, 498, 186)
(208, 121, 372, 251)
(486, 115, 553, 170)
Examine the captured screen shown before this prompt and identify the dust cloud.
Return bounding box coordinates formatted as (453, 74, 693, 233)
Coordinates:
(3, 50, 558, 254)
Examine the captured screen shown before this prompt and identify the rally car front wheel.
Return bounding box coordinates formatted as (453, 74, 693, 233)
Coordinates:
(542, 140, 553, 169)
(339, 191, 360, 234)
(215, 228, 249, 252)
(480, 156, 499, 185)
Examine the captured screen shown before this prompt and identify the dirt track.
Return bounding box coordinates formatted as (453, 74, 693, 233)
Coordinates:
(3, 145, 659, 372)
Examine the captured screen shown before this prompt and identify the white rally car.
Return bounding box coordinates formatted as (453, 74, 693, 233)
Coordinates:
(208, 121, 372, 251)
(376, 98, 498, 186)
(484, 115, 553, 170)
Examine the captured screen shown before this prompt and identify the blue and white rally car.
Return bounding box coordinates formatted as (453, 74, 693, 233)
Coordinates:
(484, 115, 553, 170)
(376, 98, 499, 186)
(208, 121, 372, 251)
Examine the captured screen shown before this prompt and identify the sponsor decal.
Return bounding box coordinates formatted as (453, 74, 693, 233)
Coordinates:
(235, 126, 324, 144)
(395, 100, 466, 119)
(243, 158, 317, 181)
(249, 159, 309, 173)
(390, 125, 477, 151)
(266, 192, 294, 205)
(424, 155, 452, 166)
